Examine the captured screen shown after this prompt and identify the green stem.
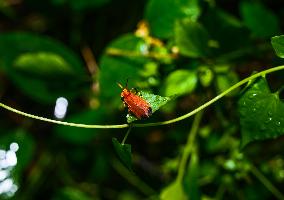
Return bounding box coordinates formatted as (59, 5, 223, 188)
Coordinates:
(111, 158, 156, 196)
(1, 65, 284, 129)
(121, 125, 133, 144)
(177, 111, 203, 182)
(106, 48, 177, 59)
(215, 183, 226, 200)
(250, 164, 284, 200)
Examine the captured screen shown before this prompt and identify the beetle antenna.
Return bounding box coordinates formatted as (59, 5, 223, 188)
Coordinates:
(126, 78, 129, 88)
(117, 82, 124, 89)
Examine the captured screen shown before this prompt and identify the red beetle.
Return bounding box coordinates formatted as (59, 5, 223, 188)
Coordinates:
(117, 82, 152, 119)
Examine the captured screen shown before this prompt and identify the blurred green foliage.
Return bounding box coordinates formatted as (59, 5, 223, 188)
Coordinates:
(0, 0, 283, 200)
(0, 32, 87, 103)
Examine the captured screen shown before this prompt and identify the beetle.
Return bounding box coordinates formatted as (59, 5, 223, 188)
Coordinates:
(117, 82, 152, 119)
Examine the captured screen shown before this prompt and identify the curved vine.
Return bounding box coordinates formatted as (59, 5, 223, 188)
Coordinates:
(1, 65, 284, 129)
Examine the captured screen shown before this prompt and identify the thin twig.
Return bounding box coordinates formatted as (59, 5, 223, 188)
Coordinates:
(0, 103, 128, 129)
(81, 46, 99, 75)
(176, 111, 203, 182)
(250, 164, 284, 200)
(106, 48, 177, 60)
(122, 125, 133, 144)
(111, 158, 156, 196)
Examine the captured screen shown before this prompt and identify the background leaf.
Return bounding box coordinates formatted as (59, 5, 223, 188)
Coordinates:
(0, 32, 87, 104)
(165, 69, 197, 96)
(175, 19, 210, 58)
(271, 35, 284, 58)
(202, 7, 250, 57)
(14, 52, 73, 77)
(145, 0, 200, 39)
(238, 77, 284, 147)
(198, 66, 213, 87)
(240, 2, 280, 38)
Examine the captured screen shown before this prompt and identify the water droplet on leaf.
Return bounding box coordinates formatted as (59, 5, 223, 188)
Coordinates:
(249, 93, 257, 99)
(265, 117, 272, 124)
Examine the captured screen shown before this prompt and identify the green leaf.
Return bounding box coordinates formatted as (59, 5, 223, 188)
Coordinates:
(160, 181, 188, 200)
(0, 32, 87, 104)
(145, 0, 200, 39)
(175, 19, 210, 58)
(112, 138, 132, 171)
(202, 8, 250, 56)
(126, 91, 172, 123)
(198, 66, 214, 87)
(240, 2, 280, 38)
(139, 91, 172, 113)
(14, 52, 73, 77)
(238, 77, 284, 147)
(271, 35, 284, 58)
(165, 69, 197, 96)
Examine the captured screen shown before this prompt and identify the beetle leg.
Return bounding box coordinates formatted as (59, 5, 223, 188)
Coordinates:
(130, 88, 139, 94)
